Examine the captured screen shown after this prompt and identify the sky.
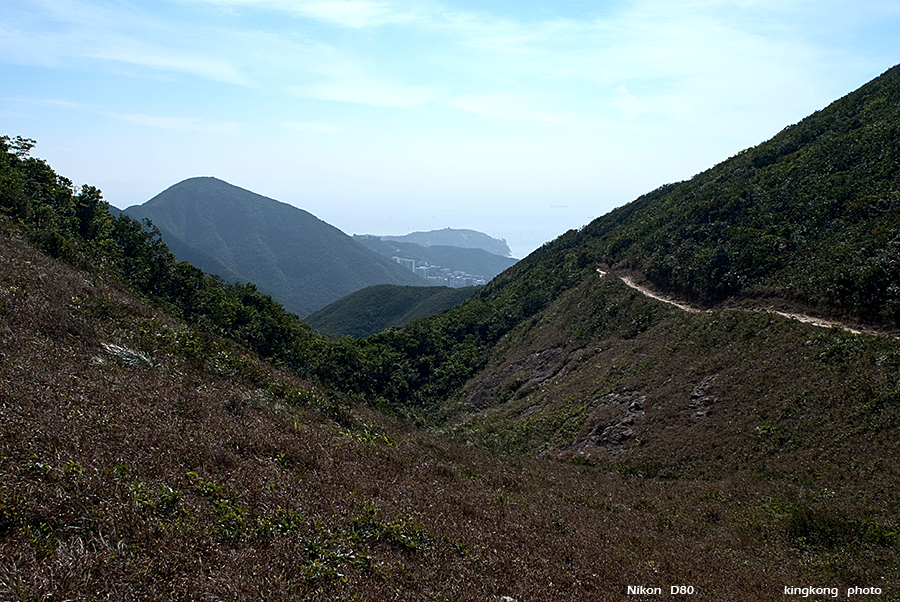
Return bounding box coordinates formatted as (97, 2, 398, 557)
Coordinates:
(2, 1, 898, 258)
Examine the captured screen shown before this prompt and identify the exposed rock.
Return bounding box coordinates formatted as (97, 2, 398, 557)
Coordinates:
(689, 375, 718, 418)
(463, 346, 565, 411)
(570, 391, 647, 455)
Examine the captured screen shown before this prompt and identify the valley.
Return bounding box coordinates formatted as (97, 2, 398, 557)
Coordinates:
(2, 62, 900, 600)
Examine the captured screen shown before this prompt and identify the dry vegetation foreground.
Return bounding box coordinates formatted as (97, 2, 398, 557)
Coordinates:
(1, 232, 898, 601)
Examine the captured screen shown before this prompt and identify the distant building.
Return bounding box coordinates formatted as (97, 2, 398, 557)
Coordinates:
(392, 257, 416, 272)
(393, 256, 486, 288)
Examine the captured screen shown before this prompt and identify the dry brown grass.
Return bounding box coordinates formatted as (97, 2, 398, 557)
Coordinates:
(1, 232, 897, 600)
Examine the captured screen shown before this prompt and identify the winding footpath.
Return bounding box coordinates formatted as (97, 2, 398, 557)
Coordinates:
(597, 268, 896, 338)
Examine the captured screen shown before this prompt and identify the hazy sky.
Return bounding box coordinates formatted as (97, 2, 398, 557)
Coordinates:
(3, 0, 898, 257)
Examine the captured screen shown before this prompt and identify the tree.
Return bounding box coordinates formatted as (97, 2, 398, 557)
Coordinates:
(1, 135, 37, 159)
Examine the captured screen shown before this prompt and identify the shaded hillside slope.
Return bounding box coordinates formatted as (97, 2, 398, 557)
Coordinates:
(355, 235, 517, 281)
(113, 200, 246, 287)
(305, 284, 478, 338)
(156, 230, 245, 284)
(125, 178, 424, 316)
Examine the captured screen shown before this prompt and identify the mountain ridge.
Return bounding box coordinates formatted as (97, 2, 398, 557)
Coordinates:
(124, 177, 425, 316)
(422, 64, 900, 467)
(579, 63, 900, 323)
(377, 227, 511, 257)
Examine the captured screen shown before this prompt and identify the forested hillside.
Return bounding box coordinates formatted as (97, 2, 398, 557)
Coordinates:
(305, 284, 478, 338)
(582, 63, 900, 322)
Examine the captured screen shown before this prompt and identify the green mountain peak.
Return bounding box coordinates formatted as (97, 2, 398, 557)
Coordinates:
(125, 177, 425, 316)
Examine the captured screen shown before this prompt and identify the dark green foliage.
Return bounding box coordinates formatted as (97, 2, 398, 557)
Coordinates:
(305, 284, 478, 338)
(0, 136, 317, 382)
(0, 137, 115, 269)
(786, 504, 896, 549)
(350, 503, 429, 552)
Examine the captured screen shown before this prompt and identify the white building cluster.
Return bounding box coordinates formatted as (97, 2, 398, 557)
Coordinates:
(392, 257, 487, 288)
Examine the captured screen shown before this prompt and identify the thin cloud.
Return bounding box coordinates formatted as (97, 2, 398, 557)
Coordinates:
(447, 93, 604, 130)
(293, 78, 439, 109)
(190, 0, 413, 28)
(4, 96, 82, 109)
(292, 0, 404, 28)
(282, 121, 348, 133)
(87, 43, 251, 86)
(437, 12, 544, 55)
(1, 1, 253, 86)
(611, 85, 641, 120)
(103, 112, 240, 134)
(432, 1, 847, 140)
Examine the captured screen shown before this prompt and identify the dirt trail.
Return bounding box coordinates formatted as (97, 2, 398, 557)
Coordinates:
(618, 275, 703, 314)
(598, 269, 887, 337)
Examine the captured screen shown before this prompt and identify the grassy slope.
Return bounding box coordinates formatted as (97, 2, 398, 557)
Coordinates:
(305, 284, 478, 338)
(5, 229, 884, 600)
(437, 266, 900, 593)
(451, 267, 900, 478)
